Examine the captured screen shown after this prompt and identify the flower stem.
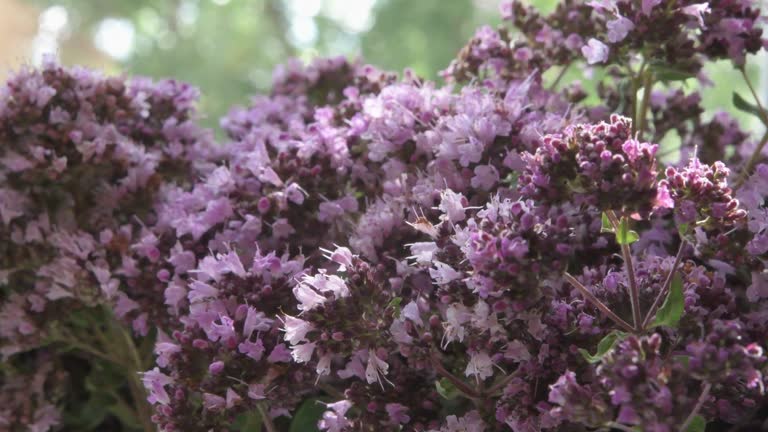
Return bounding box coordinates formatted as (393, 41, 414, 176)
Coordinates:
(484, 368, 521, 396)
(630, 59, 647, 136)
(257, 403, 278, 432)
(734, 129, 768, 190)
(429, 351, 481, 399)
(549, 62, 571, 91)
(642, 241, 687, 330)
(679, 382, 712, 432)
(606, 211, 642, 331)
(734, 66, 768, 188)
(563, 272, 636, 334)
(637, 69, 654, 141)
(740, 66, 768, 123)
(110, 310, 155, 432)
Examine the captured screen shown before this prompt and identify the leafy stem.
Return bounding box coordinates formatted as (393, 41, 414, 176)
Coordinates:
(642, 240, 687, 330)
(606, 210, 642, 331)
(429, 350, 481, 399)
(630, 58, 648, 136)
(563, 272, 636, 334)
(637, 68, 654, 141)
(256, 403, 278, 432)
(679, 382, 711, 432)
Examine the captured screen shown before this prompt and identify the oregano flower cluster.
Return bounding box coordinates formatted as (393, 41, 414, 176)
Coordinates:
(3, 1, 768, 431)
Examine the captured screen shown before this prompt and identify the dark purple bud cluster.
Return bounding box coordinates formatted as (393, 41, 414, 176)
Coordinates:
(519, 115, 663, 214)
(662, 157, 746, 228)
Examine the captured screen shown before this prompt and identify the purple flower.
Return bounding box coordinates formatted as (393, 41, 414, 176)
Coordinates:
(582, 39, 609, 64)
(607, 16, 635, 43)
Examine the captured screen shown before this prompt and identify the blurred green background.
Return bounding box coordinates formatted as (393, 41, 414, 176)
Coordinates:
(0, 0, 764, 140)
(4, 0, 502, 128)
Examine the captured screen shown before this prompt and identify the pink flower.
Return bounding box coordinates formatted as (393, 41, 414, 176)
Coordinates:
(243, 306, 272, 338)
(202, 393, 226, 412)
(141, 368, 174, 405)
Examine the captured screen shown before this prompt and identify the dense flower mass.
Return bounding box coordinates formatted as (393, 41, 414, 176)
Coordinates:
(3, 1, 768, 431)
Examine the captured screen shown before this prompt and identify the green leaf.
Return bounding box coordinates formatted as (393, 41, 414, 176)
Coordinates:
(566, 178, 587, 193)
(601, 213, 613, 233)
(578, 331, 626, 363)
(387, 297, 403, 318)
(648, 61, 696, 83)
(435, 378, 461, 400)
(108, 400, 142, 431)
(503, 171, 520, 188)
(674, 355, 690, 368)
(677, 222, 689, 237)
(615, 217, 640, 245)
(733, 92, 766, 124)
(650, 273, 684, 328)
(290, 398, 326, 432)
(685, 415, 706, 432)
(232, 410, 262, 432)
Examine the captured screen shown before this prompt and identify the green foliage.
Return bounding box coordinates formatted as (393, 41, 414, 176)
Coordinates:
(615, 217, 640, 245)
(578, 331, 626, 364)
(686, 415, 707, 432)
(28, 0, 496, 131)
(232, 410, 263, 432)
(62, 360, 142, 431)
(648, 61, 696, 83)
(733, 91, 766, 124)
(361, 0, 483, 78)
(650, 273, 684, 329)
(601, 212, 613, 233)
(435, 378, 461, 400)
(387, 296, 403, 318)
(289, 398, 327, 432)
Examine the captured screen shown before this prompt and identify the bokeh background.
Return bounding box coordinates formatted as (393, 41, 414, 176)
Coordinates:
(0, 0, 765, 139)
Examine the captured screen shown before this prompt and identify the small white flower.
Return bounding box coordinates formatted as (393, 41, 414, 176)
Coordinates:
(293, 283, 326, 312)
(365, 349, 392, 389)
(282, 314, 314, 345)
(316, 353, 332, 376)
(464, 351, 494, 383)
(290, 342, 316, 363)
(430, 261, 462, 285)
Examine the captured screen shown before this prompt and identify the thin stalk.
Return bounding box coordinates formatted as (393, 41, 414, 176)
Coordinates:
(115, 317, 155, 432)
(734, 66, 768, 188)
(257, 403, 278, 432)
(679, 382, 712, 432)
(629, 59, 647, 136)
(127, 375, 156, 432)
(642, 241, 687, 329)
(59, 337, 117, 365)
(564, 273, 636, 334)
(637, 70, 654, 141)
(630, 72, 639, 135)
(740, 66, 768, 123)
(734, 129, 768, 189)
(607, 422, 640, 432)
(548, 62, 571, 91)
(485, 368, 521, 396)
(429, 351, 481, 399)
(606, 211, 642, 331)
(318, 383, 346, 400)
